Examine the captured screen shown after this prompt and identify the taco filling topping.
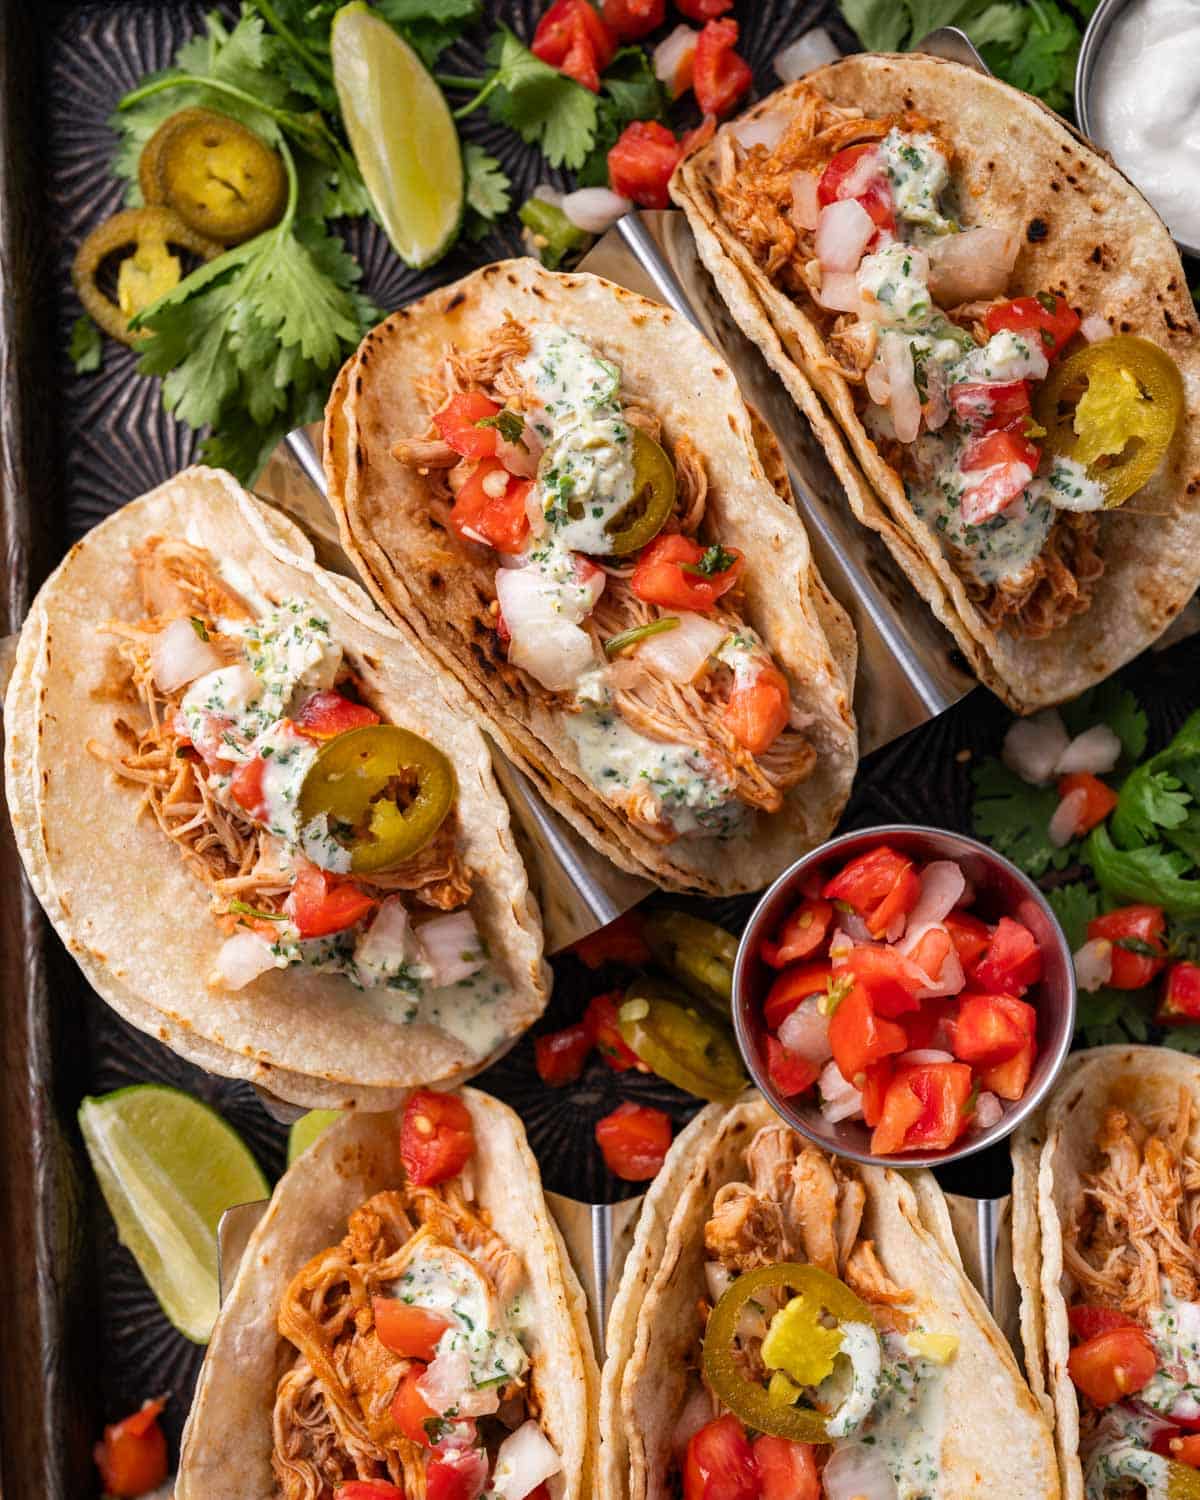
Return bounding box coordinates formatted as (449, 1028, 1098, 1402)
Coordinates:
(672, 1123, 961, 1498)
(392, 322, 818, 846)
(1063, 1090, 1200, 1498)
(90, 536, 503, 1045)
(708, 87, 1183, 640)
(272, 1090, 563, 1500)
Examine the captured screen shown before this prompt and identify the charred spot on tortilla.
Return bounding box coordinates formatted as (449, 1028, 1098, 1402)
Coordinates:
(1027, 217, 1050, 242)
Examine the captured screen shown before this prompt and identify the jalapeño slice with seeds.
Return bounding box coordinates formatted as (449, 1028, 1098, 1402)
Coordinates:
(298, 725, 455, 874)
(605, 428, 677, 555)
(618, 990, 746, 1102)
(643, 908, 737, 1014)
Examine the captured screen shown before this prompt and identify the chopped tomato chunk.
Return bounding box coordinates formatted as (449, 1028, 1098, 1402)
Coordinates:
(535, 1022, 592, 1086)
(840, 945, 926, 1019)
(433, 390, 501, 459)
(399, 1089, 474, 1186)
(872, 1061, 973, 1155)
(816, 142, 895, 239)
(531, 0, 616, 91)
(860, 1058, 893, 1129)
(630, 532, 743, 612)
(337, 1484, 407, 1500)
(1153, 1431, 1200, 1467)
(373, 1298, 451, 1362)
(675, 0, 733, 17)
(986, 292, 1081, 359)
(828, 982, 907, 1084)
(972, 916, 1043, 994)
(1068, 1304, 1137, 1342)
(451, 458, 532, 555)
(761, 899, 833, 967)
(692, 19, 752, 118)
(951, 992, 1035, 1067)
(601, 0, 665, 39)
(870, 1072, 926, 1156)
(823, 846, 920, 938)
(608, 120, 682, 210)
(959, 460, 1036, 526)
(908, 926, 954, 989)
(570, 911, 651, 969)
(725, 662, 790, 755)
(1056, 772, 1118, 836)
(295, 690, 381, 740)
(753, 1435, 820, 1500)
(94, 1399, 168, 1499)
(584, 990, 642, 1071)
(948, 379, 1032, 432)
(961, 427, 1040, 475)
(944, 911, 992, 971)
(1158, 960, 1200, 1025)
(765, 1035, 820, 1098)
(978, 1033, 1037, 1101)
(1068, 1325, 1157, 1406)
(229, 752, 268, 820)
(595, 1101, 672, 1181)
(286, 860, 377, 938)
(763, 962, 833, 1031)
(684, 1415, 759, 1500)
(1087, 904, 1167, 990)
(901, 995, 955, 1052)
(391, 1364, 439, 1446)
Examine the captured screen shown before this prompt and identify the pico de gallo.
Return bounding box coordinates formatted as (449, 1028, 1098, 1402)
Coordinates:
(92, 537, 503, 1042)
(272, 1091, 566, 1500)
(94, 1397, 169, 1498)
(701, 86, 1184, 639)
(751, 842, 1048, 1156)
(391, 321, 819, 849)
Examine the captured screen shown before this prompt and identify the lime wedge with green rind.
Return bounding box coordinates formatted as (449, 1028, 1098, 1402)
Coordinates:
(287, 1108, 342, 1165)
(331, 2, 464, 269)
(78, 1085, 269, 1343)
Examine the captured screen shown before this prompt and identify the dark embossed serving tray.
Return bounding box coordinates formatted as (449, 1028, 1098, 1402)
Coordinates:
(3, 2, 1200, 1494)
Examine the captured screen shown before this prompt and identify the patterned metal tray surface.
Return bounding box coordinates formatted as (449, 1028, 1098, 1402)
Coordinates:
(9, 0, 1200, 1488)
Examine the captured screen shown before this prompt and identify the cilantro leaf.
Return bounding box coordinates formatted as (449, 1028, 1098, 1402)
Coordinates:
(485, 28, 598, 171)
(984, 0, 1080, 115)
(1164, 1026, 1200, 1053)
(971, 757, 1073, 877)
(1110, 709, 1200, 847)
(378, 0, 482, 66)
(69, 315, 103, 375)
(1060, 680, 1148, 762)
(1076, 984, 1153, 1049)
(1046, 882, 1099, 951)
(463, 143, 511, 238)
(1083, 824, 1200, 915)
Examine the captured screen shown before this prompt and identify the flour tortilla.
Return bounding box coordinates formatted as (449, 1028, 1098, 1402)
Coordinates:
(600, 1093, 1060, 1499)
(1014, 1046, 1200, 1499)
(326, 258, 858, 894)
(4, 467, 548, 1109)
(673, 55, 1200, 714)
(177, 1087, 598, 1499)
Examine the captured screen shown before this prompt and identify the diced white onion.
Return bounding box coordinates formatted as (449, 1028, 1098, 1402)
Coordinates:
(730, 114, 787, 152)
(883, 331, 922, 443)
(839, 148, 883, 202)
(562, 187, 632, 234)
(778, 995, 834, 1064)
(1049, 787, 1089, 848)
(532, 183, 563, 208)
(495, 565, 601, 692)
(834, 911, 874, 946)
(704, 1261, 734, 1303)
(1081, 314, 1112, 343)
(822, 1444, 900, 1500)
(820, 1058, 863, 1120)
(151, 617, 224, 693)
(636, 612, 726, 684)
(904, 862, 967, 937)
(815, 198, 876, 272)
(653, 25, 698, 97)
(416, 911, 486, 988)
(1074, 937, 1113, 992)
(926, 226, 1019, 306)
(417, 1343, 500, 1418)
(355, 897, 428, 979)
(899, 1049, 954, 1066)
(212, 931, 278, 990)
(497, 424, 541, 479)
(973, 1091, 1004, 1131)
(790, 170, 821, 232)
(774, 26, 840, 80)
(491, 1421, 563, 1500)
(865, 356, 891, 405)
(1056, 724, 1122, 776)
(815, 270, 861, 313)
(1002, 710, 1070, 786)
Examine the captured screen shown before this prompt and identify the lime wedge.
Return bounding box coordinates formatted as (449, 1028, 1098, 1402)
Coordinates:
(332, 2, 464, 268)
(78, 1086, 269, 1343)
(287, 1108, 342, 1165)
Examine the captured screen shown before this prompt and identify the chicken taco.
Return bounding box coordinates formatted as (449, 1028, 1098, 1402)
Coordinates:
(600, 1093, 1060, 1499)
(672, 54, 1200, 712)
(4, 467, 547, 1108)
(178, 1086, 597, 1500)
(1014, 1046, 1200, 1499)
(325, 259, 857, 895)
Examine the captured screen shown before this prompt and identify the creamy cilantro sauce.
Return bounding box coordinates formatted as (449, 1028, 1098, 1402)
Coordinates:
(1030, 455, 1107, 513)
(1085, 1443, 1170, 1500)
(834, 1332, 948, 1498)
(879, 128, 955, 239)
(859, 245, 934, 328)
(822, 1321, 882, 1438)
(390, 1241, 528, 1389)
(252, 721, 321, 845)
(1143, 1278, 1200, 1420)
(952, 330, 1049, 386)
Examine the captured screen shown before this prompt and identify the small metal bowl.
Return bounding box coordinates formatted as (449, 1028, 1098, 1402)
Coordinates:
(732, 824, 1076, 1168)
(1075, 0, 1200, 259)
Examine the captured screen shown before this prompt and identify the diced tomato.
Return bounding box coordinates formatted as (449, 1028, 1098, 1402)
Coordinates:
(951, 992, 1035, 1067)
(978, 1033, 1037, 1101)
(944, 911, 992, 972)
(425, 1450, 490, 1500)
(286, 860, 377, 939)
(1068, 1304, 1138, 1342)
(1153, 1431, 1200, 1467)
(229, 752, 268, 819)
(840, 946, 926, 1019)
(630, 532, 743, 612)
(1068, 1326, 1157, 1407)
(684, 1415, 759, 1500)
(1056, 772, 1118, 836)
(337, 1484, 407, 1500)
(535, 1022, 593, 1086)
(860, 1058, 893, 1129)
(531, 0, 616, 91)
(972, 916, 1043, 994)
(584, 990, 642, 1071)
(433, 390, 502, 459)
(94, 1399, 168, 1499)
(823, 846, 920, 939)
(871, 1061, 973, 1155)
(373, 1298, 452, 1362)
(692, 19, 752, 118)
(608, 120, 682, 210)
(763, 962, 834, 1031)
(752, 1435, 820, 1500)
(1158, 960, 1200, 1025)
(870, 1072, 926, 1155)
(986, 292, 1081, 360)
(961, 427, 1041, 475)
(595, 1101, 672, 1181)
(1087, 904, 1167, 990)
(294, 690, 381, 740)
(909, 926, 955, 988)
(761, 899, 833, 967)
(451, 458, 532, 555)
(391, 1364, 439, 1446)
(959, 462, 1036, 526)
(399, 1090, 475, 1187)
(948, 379, 1032, 433)
(902, 996, 955, 1052)
(765, 1035, 820, 1098)
(828, 982, 907, 1084)
(816, 143, 896, 240)
(570, 911, 651, 969)
(725, 662, 790, 756)
(675, 0, 733, 17)
(601, 0, 665, 39)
